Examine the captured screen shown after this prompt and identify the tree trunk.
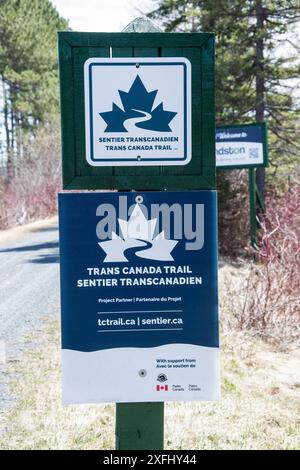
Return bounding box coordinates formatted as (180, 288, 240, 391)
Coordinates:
(2, 77, 14, 180)
(2, 77, 10, 154)
(255, 0, 265, 216)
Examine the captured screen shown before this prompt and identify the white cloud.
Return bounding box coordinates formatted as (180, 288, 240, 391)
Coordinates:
(51, 0, 155, 32)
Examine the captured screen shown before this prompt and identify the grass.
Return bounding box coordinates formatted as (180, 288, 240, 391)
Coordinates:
(0, 216, 58, 245)
(0, 263, 299, 450)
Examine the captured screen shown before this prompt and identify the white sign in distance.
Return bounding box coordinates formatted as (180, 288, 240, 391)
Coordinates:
(216, 124, 265, 168)
(84, 57, 192, 166)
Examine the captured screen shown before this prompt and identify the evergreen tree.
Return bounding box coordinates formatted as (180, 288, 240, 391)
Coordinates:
(148, 0, 300, 188)
(0, 0, 68, 161)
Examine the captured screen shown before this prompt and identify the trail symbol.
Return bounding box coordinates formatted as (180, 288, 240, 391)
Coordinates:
(98, 204, 178, 262)
(99, 75, 177, 133)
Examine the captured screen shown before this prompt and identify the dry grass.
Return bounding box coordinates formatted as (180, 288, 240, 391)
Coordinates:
(166, 332, 300, 450)
(0, 216, 58, 246)
(0, 315, 115, 450)
(0, 263, 299, 450)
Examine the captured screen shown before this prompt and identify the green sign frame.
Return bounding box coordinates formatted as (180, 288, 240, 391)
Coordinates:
(216, 122, 268, 170)
(58, 32, 215, 190)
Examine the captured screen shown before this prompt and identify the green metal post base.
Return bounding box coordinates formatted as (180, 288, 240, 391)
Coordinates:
(249, 168, 257, 248)
(116, 402, 164, 450)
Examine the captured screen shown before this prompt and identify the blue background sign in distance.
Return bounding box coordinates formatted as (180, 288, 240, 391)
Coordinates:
(216, 125, 263, 144)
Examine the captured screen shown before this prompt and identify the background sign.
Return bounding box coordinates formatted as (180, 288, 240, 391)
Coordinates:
(216, 123, 268, 169)
(84, 57, 191, 166)
(59, 191, 219, 404)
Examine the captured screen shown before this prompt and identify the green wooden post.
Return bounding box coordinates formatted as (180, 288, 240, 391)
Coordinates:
(116, 402, 164, 450)
(115, 17, 164, 451)
(249, 168, 257, 248)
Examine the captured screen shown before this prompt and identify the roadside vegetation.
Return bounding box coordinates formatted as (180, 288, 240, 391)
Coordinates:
(221, 184, 300, 345)
(0, 0, 67, 164)
(0, 121, 60, 229)
(0, 0, 65, 230)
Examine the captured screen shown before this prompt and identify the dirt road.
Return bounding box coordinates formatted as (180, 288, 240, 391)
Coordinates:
(0, 218, 59, 410)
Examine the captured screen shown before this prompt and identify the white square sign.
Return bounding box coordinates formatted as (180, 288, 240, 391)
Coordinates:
(84, 57, 191, 166)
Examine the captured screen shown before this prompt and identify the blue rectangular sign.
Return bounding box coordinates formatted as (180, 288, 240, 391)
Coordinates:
(216, 123, 268, 169)
(59, 191, 219, 404)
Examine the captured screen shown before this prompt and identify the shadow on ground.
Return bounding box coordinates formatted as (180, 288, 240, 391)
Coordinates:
(0, 241, 59, 254)
(29, 226, 58, 234)
(30, 254, 60, 264)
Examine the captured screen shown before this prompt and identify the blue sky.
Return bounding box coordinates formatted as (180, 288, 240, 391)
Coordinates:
(51, 0, 155, 32)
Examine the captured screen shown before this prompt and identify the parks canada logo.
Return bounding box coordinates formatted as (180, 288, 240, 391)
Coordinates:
(99, 75, 177, 133)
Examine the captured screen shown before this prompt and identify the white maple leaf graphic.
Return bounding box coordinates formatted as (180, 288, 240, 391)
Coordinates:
(98, 204, 178, 263)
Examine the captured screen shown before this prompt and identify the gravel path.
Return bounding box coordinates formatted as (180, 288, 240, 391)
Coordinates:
(0, 219, 59, 411)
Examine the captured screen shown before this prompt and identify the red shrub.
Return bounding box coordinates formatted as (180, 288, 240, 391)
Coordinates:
(240, 184, 300, 344)
(0, 122, 61, 229)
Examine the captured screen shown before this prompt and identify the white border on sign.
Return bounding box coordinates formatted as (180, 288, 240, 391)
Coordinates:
(84, 57, 192, 167)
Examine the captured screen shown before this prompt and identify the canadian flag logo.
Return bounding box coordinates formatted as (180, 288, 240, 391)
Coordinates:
(156, 385, 168, 392)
